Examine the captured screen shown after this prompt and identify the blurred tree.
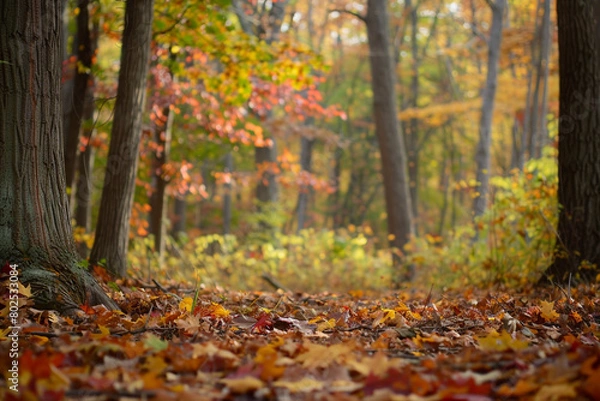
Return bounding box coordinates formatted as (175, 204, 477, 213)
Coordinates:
(473, 0, 506, 218)
(365, 0, 415, 279)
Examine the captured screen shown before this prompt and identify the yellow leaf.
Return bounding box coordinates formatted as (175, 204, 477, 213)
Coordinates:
(179, 297, 193, 312)
(91, 325, 111, 340)
(274, 377, 325, 392)
(477, 330, 529, 351)
(209, 303, 230, 318)
(533, 383, 576, 401)
(18, 282, 32, 298)
(540, 300, 560, 322)
(220, 377, 264, 393)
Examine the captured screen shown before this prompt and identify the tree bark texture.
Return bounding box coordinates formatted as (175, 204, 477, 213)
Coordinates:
(472, 0, 506, 218)
(0, 0, 117, 313)
(366, 0, 415, 278)
(89, 0, 154, 277)
(542, 0, 600, 283)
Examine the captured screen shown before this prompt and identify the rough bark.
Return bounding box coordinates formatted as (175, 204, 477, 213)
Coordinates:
(0, 0, 117, 313)
(63, 0, 92, 193)
(541, 0, 600, 284)
(366, 0, 415, 279)
(472, 0, 506, 218)
(89, 0, 154, 277)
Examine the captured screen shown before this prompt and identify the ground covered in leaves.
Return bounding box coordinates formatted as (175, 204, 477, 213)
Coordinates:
(1, 275, 600, 401)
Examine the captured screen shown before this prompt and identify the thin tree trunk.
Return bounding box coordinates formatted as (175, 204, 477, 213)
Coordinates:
(149, 56, 175, 259)
(405, 0, 420, 234)
(296, 136, 314, 233)
(223, 152, 233, 235)
(63, 0, 93, 193)
(171, 195, 187, 240)
(0, 0, 116, 313)
(534, 0, 551, 157)
(234, 1, 288, 219)
(90, 0, 154, 277)
(472, 0, 506, 218)
(74, 83, 96, 232)
(366, 0, 415, 279)
(74, 20, 99, 231)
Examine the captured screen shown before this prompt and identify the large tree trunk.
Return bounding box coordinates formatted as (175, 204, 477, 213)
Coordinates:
(541, 0, 600, 284)
(63, 0, 93, 193)
(366, 0, 415, 279)
(472, 0, 506, 218)
(89, 0, 154, 277)
(0, 0, 117, 313)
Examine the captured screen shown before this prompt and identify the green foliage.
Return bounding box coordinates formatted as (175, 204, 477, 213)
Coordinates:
(406, 149, 558, 289)
(128, 228, 393, 293)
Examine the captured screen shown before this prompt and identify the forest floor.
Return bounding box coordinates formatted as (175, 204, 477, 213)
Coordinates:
(1, 277, 600, 401)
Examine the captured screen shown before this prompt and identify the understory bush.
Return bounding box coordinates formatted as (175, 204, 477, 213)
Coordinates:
(128, 228, 394, 293)
(407, 149, 558, 289)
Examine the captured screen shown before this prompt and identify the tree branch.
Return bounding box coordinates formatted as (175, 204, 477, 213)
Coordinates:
(328, 8, 366, 23)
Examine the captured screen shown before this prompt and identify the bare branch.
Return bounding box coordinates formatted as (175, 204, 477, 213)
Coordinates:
(328, 8, 366, 23)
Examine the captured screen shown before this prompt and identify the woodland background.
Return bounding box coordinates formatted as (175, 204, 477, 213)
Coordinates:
(61, 0, 556, 292)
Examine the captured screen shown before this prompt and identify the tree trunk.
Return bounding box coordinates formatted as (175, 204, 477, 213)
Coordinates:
(74, 76, 96, 232)
(233, 0, 287, 219)
(296, 136, 314, 233)
(149, 58, 175, 259)
(535, 0, 551, 157)
(223, 152, 233, 235)
(472, 0, 506, 218)
(255, 141, 279, 204)
(171, 195, 187, 240)
(541, 0, 600, 284)
(63, 0, 93, 193)
(74, 20, 99, 232)
(89, 0, 154, 277)
(366, 0, 415, 279)
(405, 0, 420, 234)
(0, 0, 117, 313)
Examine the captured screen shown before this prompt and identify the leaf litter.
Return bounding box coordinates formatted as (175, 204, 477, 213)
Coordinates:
(1, 278, 600, 401)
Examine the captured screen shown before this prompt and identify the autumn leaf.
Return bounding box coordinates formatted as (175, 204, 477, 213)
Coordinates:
(476, 330, 529, 351)
(220, 376, 264, 393)
(539, 300, 560, 322)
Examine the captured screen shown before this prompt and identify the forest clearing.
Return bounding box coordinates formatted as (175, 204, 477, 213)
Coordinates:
(1, 0, 600, 400)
